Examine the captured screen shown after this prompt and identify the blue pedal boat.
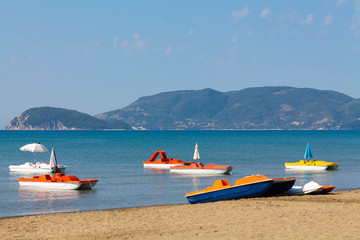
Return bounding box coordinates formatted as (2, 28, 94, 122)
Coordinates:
(185, 175, 273, 204)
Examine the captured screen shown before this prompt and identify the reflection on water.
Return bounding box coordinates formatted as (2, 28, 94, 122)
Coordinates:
(18, 188, 81, 201)
(16, 187, 97, 216)
(143, 168, 167, 174)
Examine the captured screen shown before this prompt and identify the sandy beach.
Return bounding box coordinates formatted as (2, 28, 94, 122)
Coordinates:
(1, 189, 360, 240)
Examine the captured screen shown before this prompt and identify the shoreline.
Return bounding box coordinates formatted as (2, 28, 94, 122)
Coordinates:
(1, 189, 360, 240)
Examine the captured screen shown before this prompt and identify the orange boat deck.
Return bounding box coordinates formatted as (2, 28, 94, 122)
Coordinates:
(18, 173, 98, 184)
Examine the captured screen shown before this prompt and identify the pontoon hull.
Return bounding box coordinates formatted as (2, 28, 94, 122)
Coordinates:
(18, 181, 83, 190)
(143, 163, 184, 169)
(170, 168, 231, 174)
(285, 165, 328, 170)
(170, 162, 232, 175)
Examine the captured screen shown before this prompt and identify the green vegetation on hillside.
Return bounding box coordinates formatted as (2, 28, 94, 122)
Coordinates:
(97, 87, 360, 130)
(7, 107, 131, 130)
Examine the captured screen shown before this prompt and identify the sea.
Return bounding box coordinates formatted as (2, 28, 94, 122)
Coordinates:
(1, 130, 360, 218)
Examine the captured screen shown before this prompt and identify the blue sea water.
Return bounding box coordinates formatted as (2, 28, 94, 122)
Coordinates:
(1, 130, 360, 218)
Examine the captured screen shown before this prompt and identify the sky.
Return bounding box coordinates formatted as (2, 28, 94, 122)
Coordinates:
(1, 0, 360, 128)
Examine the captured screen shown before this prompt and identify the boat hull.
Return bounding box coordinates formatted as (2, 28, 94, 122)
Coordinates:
(284, 186, 304, 195)
(143, 163, 184, 169)
(186, 180, 272, 204)
(18, 181, 82, 190)
(170, 168, 231, 175)
(9, 162, 66, 173)
(285, 165, 328, 170)
(170, 162, 232, 175)
(77, 181, 98, 190)
(261, 177, 296, 196)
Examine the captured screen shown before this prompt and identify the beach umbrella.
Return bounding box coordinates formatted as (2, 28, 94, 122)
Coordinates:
(49, 148, 57, 170)
(20, 143, 48, 164)
(304, 143, 314, 159)
(193, 143, 200, 161)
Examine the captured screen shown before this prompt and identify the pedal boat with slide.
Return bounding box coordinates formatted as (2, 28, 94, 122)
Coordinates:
(185, 175, 273, 204)
(18, 173, 98, 190)
(143, 151, 185, 169)
(169, 143, 233, 175)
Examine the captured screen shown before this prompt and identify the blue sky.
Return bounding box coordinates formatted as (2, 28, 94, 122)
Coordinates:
(1, 0, 360, 128)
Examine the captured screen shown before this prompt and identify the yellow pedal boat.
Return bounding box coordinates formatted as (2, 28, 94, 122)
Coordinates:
(285, 159, 339, 170)
(285, 143, 339, 170)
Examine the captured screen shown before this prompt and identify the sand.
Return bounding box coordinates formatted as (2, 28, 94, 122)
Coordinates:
(1, 190, 360, 240)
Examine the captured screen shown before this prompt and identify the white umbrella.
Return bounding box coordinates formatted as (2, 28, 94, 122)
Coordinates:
(20, 143, 48, 164)
(49, 148, 58, 172)
(193, 143, 200, 161)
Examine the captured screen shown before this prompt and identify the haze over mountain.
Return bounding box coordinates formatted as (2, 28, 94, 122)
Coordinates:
(96, 87, 360, 130)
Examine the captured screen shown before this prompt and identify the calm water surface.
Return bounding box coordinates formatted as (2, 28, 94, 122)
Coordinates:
(1, 130, 359, 218)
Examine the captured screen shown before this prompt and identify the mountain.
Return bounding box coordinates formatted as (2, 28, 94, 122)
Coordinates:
(5, 107, 131, 130)
(96, 87, 360, 130)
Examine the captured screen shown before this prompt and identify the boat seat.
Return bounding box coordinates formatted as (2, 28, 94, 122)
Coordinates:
(195, 162, 204, 167)
(39, 175, 52, 181)
(54, 173, 66, 180)
(211, 179, 230, 189)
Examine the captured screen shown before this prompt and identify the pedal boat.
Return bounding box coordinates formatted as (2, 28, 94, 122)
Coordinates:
(282, 182, 335, 195)
(185, 175, 273, 204)
(285, 143, 339, 170)
(284, 160, 339, 170)
(9, 162, 66, 173)
(260, 176, 296, 197)
(143, 151, 184, 169)
(18, 173, 98, 190)
(10, 144, 66, 173)
(169, 162, 232, 175)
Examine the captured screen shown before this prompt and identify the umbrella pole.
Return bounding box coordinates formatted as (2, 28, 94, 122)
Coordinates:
(34, 152, 36, 164)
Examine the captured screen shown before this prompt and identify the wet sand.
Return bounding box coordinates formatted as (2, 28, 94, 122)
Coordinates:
(1, 189, 360, 240)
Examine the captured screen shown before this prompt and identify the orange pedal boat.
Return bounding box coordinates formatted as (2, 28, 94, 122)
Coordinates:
(18, 173, 98, 190)
(143, 151, 185, 169)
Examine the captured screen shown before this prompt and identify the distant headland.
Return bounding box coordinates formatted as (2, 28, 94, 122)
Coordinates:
(5, 87, 360, 130)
